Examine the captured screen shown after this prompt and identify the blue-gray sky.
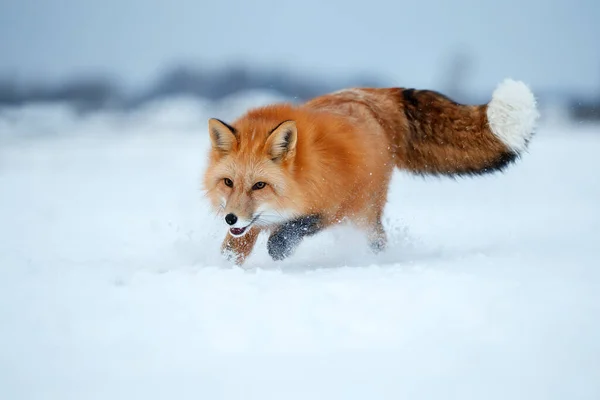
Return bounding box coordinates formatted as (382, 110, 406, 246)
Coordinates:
(1, 0, 598, 95)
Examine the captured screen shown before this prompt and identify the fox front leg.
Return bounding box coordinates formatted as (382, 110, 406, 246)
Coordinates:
(221, 228, 260, 265)
(267, 215, 323, 261)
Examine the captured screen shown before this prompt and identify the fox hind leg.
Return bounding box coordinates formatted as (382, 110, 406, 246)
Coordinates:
(367, 216, 387, 254)
(358, 190, 389, 254)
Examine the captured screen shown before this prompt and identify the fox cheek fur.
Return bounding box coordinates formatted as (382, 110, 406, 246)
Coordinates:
(203, 79, 539, 266)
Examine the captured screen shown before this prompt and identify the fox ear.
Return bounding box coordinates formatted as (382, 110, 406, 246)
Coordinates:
(265, 120, 297, 162)
(208, 118, 236, 153)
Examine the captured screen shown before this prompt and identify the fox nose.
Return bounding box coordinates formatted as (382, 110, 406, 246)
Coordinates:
(225, 213, 238, 226)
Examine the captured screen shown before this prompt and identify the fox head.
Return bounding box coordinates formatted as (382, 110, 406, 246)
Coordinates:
(203, 116, 301, 237)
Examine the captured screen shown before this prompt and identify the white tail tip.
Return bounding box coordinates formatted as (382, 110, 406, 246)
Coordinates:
(487, 79, 539, 153)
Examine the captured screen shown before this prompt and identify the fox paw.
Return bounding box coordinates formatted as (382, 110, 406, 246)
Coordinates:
(221, 247, 241, 264)
(267, 232, 301, 261)
(369, 237, 387, 254)
(267, 215, 323, 261)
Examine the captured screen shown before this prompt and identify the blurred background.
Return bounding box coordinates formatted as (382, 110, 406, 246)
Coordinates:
(1, 0, 599, 120)
(2, 3, 600, 397)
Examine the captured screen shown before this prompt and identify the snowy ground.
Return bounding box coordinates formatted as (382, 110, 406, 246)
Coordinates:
(1, 97, 599, 400)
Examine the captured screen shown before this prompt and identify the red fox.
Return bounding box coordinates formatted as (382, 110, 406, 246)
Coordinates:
(203, 79, 539, 265)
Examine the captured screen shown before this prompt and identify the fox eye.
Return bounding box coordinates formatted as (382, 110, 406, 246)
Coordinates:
(252, 181, 267, 190)
(224, 178, 233, 187)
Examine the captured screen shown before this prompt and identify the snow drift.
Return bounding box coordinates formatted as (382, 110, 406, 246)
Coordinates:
(0, 95, 599, 400)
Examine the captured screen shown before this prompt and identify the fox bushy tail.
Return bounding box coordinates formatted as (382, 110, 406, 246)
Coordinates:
(393, 79, 539, 176)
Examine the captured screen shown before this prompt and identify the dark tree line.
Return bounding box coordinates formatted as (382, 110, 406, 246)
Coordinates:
(0, 64, 382, 112)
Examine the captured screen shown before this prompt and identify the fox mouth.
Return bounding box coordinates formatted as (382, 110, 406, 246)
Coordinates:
(228, 214, 261, 238)
(229, 227, 248, 237)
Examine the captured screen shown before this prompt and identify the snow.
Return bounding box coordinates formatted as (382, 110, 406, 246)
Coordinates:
(1, 96, 599, 400)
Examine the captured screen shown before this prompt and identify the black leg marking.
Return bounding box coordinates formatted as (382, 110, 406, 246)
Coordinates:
(367, 218, 387, 254)
(369, 236, 386, 254)
(267, 215, 323, 261)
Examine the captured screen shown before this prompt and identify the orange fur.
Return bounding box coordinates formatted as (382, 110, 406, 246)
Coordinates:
(203, 82, 537, 265)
